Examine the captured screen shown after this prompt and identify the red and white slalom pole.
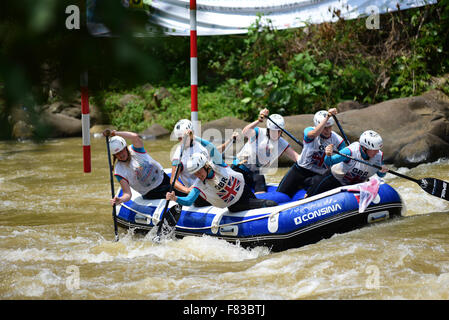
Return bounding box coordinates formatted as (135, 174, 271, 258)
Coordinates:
(190, 0, 199, 134)
(80, 71, 91, 173)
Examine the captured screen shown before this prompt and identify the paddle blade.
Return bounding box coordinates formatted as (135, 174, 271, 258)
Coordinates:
(419, 178, 449, 201)
(153, 204, 182, 243)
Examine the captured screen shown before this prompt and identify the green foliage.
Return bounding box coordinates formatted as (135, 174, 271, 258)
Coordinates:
(1, 1, 448, 138)
(239, 52, 333, 117)
(95, 80, 244, 132)
(334, 64, 376, 103)
(94, 1, 449, 132)
(389, 54, 430, 98)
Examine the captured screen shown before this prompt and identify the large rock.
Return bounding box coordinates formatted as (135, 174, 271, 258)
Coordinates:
(24, 97, 107, 139)
(281, 90, 449, 168)
(140, 123, 170, 140)
(336, 100, 366, 112)
(278, 115, 312, 166)
(44, 98, 106, 125)
(40, 110, 82, 137)
(9, 103, 83, 139)
(200, 116, 250, 144)
(12, 120, 34, 140)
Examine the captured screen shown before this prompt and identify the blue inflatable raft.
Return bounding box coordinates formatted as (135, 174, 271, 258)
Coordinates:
(115, 175, 404, 252)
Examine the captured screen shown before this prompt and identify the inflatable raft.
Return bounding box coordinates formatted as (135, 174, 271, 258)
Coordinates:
(114, 171, 404, 252)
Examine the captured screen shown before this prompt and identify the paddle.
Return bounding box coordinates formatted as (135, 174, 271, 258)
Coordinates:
(266, 115, 304, 147)
(105, 135, 120, 242)
(331, 114, 350, 146)
(330, 114, 449, 201)
(268, 113, 449, 201)
(155, 133, 188, 239)
(222, 132, 238, 154)
(334, 150, 449, 201)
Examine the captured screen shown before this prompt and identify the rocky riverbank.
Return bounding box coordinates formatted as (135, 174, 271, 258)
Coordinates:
(279, 89, 449, 168)
(8, 89, 449, 168)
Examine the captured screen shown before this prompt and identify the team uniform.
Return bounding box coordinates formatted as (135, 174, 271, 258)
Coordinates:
(306, 142, 386, 197)
(277, 127, 346, 197)
(232, 127, 290, 192)
(172, 136, 225, 187)
(188, 164, 245, 209)
(114, 145, 172, 199)
(175, 162, 277, 212)
(172, 137, 226, 206)
(331, 142, 384, 185)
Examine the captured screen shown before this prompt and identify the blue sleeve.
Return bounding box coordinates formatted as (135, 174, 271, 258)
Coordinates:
(131, 145, 146, 153)
(196, 137, 227, 167)
(249, 127, 260, 143)
(324, 147, 351, 166)
(303, 127, 314, 143)
(337, 140, 347, 150)
(254, 127, 259, 137)
(176, 188, 201, 206)
(377, 171, 387, 178)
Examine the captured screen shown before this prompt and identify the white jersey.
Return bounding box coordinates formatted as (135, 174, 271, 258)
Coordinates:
(297, 129, 344, 174)
(172, 140, 210, 187)
(114, 146, 164, 195)
(192, 164, 245, 208)
(236, 127, 290, 173)
(331, 142, 383, 185)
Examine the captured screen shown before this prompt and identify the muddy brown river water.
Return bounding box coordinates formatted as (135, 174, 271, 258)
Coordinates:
(1, 137, 448, 299)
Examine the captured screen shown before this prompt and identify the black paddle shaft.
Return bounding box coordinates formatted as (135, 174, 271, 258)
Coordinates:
(331, 115, 351, 146)
(105, 136, 119, 242)
(266, 114, 449, 201)
(334, 150, 449, 201)
(330, 114, 448, 201)
(156, 134, 188, 237)
(266, 115, 303, 147)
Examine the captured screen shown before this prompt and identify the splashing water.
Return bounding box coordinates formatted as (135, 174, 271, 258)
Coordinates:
(0, 138, 448, 300)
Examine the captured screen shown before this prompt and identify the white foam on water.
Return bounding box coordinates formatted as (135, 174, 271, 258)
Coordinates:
(291, 279, 321, 299)
(5, 268, 63, 298)
(0, 229, 271, 266)
(382, 159, 449, 216)
(155, 235, 271, 262)
(1, 136, 448, 300)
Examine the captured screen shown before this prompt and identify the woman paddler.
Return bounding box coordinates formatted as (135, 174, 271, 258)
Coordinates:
(165, 153, 277, 212)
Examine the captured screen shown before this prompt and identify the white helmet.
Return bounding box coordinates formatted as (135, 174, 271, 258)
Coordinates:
(313, 110, 335, 127)
(109, 136, 127, 154)
(266, 114, 285, 131)
(186, 153, 208, 174)
(173, 119, 193, 139)
(359, 130, 383, 150)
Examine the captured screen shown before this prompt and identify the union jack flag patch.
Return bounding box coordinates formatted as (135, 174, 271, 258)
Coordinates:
(217, 176, 241, 203)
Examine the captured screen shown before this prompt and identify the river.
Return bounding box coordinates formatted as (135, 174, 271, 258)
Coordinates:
(0, 136, 448, 300)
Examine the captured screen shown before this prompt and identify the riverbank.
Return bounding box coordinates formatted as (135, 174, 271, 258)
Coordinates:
(9, 88, 449, 169)
(2, 2, 449, 168)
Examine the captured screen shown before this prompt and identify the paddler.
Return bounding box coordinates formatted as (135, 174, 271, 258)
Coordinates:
(277, 108, 347, 198)
(306, 130, 389, 197)
(166, 153, 277, 212)
(232, 108, 299, 194)
(103, 129, 187, 206)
